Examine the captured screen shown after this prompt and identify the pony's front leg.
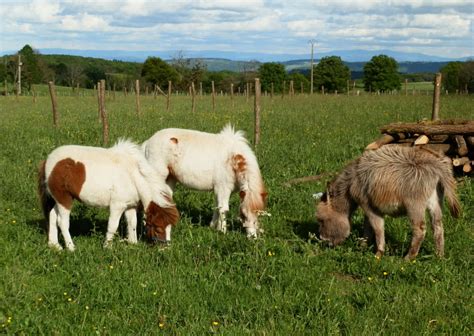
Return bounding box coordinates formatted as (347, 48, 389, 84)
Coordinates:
(124, 208, 138, 244)
(56, 205, 75, 251)
(211, 189, 231, 234)
(104, 206, 125, 248)
(365, 210, 385, 258)
(48, 205, 62, 250)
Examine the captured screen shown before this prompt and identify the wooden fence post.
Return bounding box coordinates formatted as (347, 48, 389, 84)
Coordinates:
(300, 82, 304, 95)
(200, 82, 203, 96)
(100, 79, 109, 145)
(289, 80, 294, 97)
(135, 79, 141, 116)
(191, 82, 196, 113)
(271, 82, 274, 100)
(254, 78, 261, 147)
(32, 85, 37, 104)
(167, 81, 171, 112)
(211, 81, 216, 112)
(404, 78, 408, 96)
(97, 82, 102, 121)
(230, 83, 234, 107)
(48, 81, 59, 127)
(432, 73, 442, 121)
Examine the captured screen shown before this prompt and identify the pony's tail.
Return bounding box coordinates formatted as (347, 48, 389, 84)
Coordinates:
(38, 160, 55, 219)
(439, 158, 461, 218)
(232, 153, 266, 223)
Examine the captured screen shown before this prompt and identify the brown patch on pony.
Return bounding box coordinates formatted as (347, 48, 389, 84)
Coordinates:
(47, 158, 86, 209)
(170, 137, 178, 144)
(145, 201, 180, 242)
(38, 160, 56, 219)
(239, 191, 246, 200)
(232, 154, 246, 173)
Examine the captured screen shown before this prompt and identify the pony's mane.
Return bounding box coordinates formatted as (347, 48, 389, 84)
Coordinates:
(219, 123, 248, 144)
(109, 138, 142, 158)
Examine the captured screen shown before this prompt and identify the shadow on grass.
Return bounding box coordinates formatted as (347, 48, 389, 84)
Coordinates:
(287, 218, 318, 240)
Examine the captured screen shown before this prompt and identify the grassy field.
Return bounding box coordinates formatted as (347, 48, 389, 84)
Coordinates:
(0, 89, 473, 335)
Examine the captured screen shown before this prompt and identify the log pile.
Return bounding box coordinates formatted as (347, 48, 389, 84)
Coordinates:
(366, 119, 474, 174)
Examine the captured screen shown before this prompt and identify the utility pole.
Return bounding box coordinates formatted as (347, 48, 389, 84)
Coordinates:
(17, 54, 22, 95)
(309, 39, 316, 94)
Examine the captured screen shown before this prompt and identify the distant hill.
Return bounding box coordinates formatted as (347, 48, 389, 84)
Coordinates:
(1, 48, 471, 63)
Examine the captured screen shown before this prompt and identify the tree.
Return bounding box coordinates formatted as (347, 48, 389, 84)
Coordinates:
(258, 62, 287, 93)
(314, 56, 351, 93)
(288, 71, 310, 93)
(18, 44, 43, 90)
(84, 65, 106, 88)
(141, 57, 179, 90)
(459, 60, 474, 94)
(440, 62, 462, 93)
(363, 55, 401, 92)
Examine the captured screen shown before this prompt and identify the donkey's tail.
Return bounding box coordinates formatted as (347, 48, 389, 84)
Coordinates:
(439, 161, 461, 218)
(38, 160, 55, 219)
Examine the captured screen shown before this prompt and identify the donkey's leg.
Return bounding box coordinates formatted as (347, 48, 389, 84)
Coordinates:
(56, 204, 75, 251)
(365, 210, 385, 258)
(427, 191, 444, 258)
(104, 205, 125, 248)
(405, 206, 427, 261)
(124, 208, 138, 244)
(212, 187, 232, 234)
(48, 205, 62, 250)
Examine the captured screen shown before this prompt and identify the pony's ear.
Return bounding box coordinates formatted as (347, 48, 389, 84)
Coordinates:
(239, 191, 246, 200)
(261, 192, 268, 203)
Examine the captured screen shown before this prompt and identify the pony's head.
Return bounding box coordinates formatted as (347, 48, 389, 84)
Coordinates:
(145, 202, 180, 244)
(316, 192, 350, 246)
(239, 189, 268, 237)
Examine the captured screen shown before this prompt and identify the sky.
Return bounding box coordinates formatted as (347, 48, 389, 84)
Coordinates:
(0, 0, 473, 59)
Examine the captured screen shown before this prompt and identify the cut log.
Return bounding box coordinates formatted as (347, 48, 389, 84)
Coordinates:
(381, 121, 474, 136)
(463, 162, 472, 173)
(386, 143, 452, 154)
(414, 135, 429, 145)
(283, 173, 331, 187)
(431, 134, 449, 142)
(454, 135, 469, 156)
(466, 136, 474, 147)
(365, 134, 395, 150)
(452, 157, 470, 167)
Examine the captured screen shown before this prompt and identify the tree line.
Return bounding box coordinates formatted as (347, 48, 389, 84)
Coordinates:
(1, 44, 472, 95)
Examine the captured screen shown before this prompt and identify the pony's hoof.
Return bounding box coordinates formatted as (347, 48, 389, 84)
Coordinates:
(48, 243, 63, 251)
(246, 228, 258, 239)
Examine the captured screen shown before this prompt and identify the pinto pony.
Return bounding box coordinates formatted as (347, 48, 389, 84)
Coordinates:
(142, 124, 267, 237)
(38, 140, 179, 251)
(316, 145, 461, 260)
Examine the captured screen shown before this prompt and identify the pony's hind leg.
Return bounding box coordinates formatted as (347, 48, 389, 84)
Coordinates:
(104, 206, 126, 248)
(48, 205, 62, 250)
(124, 208, 138, 244)
(364, 210, 385, 258)
(56, 204, 75, 251)
(428, 191, 444, 258)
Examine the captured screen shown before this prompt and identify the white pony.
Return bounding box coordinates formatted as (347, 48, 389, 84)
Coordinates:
(38, 139, 179, 251)
(142, 124, 267, 237)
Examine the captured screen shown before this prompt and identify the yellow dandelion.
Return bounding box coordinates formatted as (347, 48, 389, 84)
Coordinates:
(68, 298, 72, 302)
(159, 322, 165, 328)
(383, 271, 388, 276)
(400, 267, 405, 271)
(153, 291, 158, 296)
(63, 292, 67, 296)
(85, 306, 89, 310)
(12, 220, 16, 224)
(212, 321, 219, 326)
(412, 260, 417, 264)
(109, 265, 114, 270)
(368, 276, 373, 281)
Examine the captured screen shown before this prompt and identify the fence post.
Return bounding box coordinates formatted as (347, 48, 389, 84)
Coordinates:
(431, 73, 442, 121)
(211, 81, 216, 112)
(48, 81, 59, 127)
(167, 81, 171, 112)
(32, 85, 37, 104)
(230, 83, 234, 107)
(191, 82, 196, 113)
(135, 79, 141, 116)
(100, 79, 109, 145)
(254, 78, 261, 147)
(405, 78, 408, 96)
(97, 82, 102, 121)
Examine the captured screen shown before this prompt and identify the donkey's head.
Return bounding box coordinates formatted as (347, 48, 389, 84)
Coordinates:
(145, 202, 180, 244)
(316, 192, 350, 246)
(239, 190, 268, 238)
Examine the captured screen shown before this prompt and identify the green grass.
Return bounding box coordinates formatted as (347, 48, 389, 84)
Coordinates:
(0, 89, 473, 335)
